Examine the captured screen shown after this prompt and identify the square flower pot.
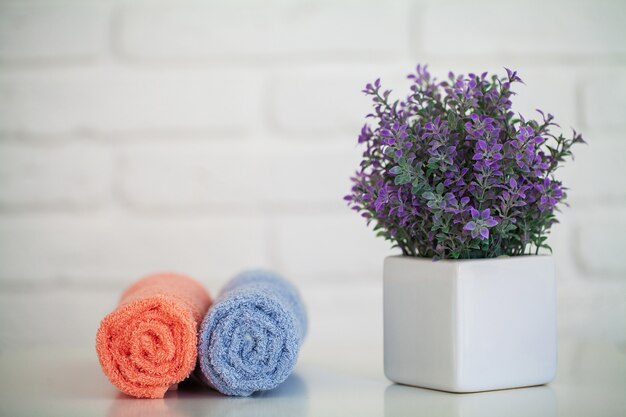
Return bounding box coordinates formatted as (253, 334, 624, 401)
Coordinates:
(383, 255, 556, 393)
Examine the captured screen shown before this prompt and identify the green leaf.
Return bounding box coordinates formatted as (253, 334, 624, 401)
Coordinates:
(395, 174, 411, 185)
(389, 166, 402, 175)
(411, 179, 423, 195)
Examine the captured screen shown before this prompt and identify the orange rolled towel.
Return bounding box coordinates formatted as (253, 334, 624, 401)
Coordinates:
(96, 273, 212, 398)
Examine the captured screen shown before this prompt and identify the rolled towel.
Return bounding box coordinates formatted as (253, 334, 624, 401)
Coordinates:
(96, 273, 212, 398)
(197, 270, 307, 396)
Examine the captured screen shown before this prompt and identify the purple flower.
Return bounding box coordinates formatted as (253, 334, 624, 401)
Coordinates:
(464, 114, 496, 138)
(472, 139, 503, 173)
(443, 167, 469, 187)
(358, 124, 373, 144)
(347, 64, 583, 259)
(374, 184, 391, 212)
(536, 178, 563, 212)
(464, 208, 499, 240)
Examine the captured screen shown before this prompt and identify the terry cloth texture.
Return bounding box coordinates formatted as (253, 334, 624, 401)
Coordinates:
(96, 273, 212, 398)
(197, 270, 307, 396)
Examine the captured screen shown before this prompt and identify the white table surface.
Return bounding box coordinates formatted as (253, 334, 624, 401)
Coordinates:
(0, 341, 624, 417)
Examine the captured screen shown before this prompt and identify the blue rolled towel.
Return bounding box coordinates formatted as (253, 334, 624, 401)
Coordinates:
(197, 270, 307, 396)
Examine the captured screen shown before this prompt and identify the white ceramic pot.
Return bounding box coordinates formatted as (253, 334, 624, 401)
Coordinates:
(383, 255, 556, 393)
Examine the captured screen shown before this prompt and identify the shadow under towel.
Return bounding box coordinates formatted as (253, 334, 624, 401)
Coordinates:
(197, 270, 307, 396)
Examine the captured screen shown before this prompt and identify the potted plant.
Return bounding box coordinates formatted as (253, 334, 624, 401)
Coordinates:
(346, 65, 584, 392)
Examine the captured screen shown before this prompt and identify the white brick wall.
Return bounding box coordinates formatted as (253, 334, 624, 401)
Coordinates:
(0, 213, 270, 287)
(0, 143, 113, 209)
(117, 142, 358, 209)
(117, 1, 408, 61)
(576, 214, 626, 276)
(271, 213, 395, 282)
(582, 71, 626, 130)
(0, 68, 255, 137)
(558, 136, 626, 205)
(271, 73, 369, 134)
(0, 2, 108, 63)
(0, 0, 625, 351)
(421, 0, 626, 57)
